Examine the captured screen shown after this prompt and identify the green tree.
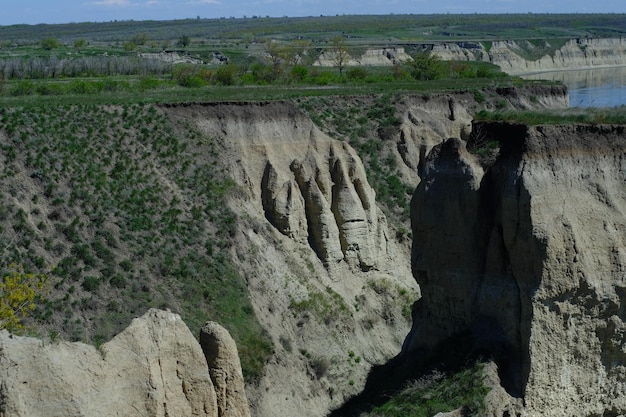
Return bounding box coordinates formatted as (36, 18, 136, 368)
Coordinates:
(408, 50, 448, 80)
(329, 36, 350, 76)
(0, 264, 48, 333)
(177, 35, 191, 48)
(41, 37, 60, 50)
(74, 39, 87, 51)
(133, 33, 150, 46)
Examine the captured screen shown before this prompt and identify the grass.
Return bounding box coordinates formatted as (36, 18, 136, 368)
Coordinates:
(298, 93, 416, 228)
(369, 362, 489, 417)
(0, 103, 271, 381)
(475, 107, 626, 125)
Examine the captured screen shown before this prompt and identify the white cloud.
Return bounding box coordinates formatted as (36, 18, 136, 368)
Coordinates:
(187, 0, 222, 4)
(92, 0, 131, 6)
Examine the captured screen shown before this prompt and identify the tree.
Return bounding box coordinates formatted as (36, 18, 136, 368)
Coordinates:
(41, 38, 60, 51)
(408, 50, 448, 81)
(0, 264, 48, 333)
(74, 39, 87, 51)
(329, 36, 350, 76)
(264, 40, 285, 69)
(177, 35, 191, 49)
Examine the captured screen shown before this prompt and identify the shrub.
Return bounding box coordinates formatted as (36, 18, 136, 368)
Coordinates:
(10, 80, 36, 96)
(290, 65, 309, 82)
(370, 363, 489, 417)
(0, 264, 48, 333)
(214, 65, 237, 86)
(346, 67, 368, 81)
(41, 38, 60, 50)
(109, 275, 127, 289)
(172, 65, 205, 87)
(81, 276, 100, 292)
(407, 50, 448, 80)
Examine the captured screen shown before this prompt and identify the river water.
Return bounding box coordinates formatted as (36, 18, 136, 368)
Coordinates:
(521, 66, 626, 108)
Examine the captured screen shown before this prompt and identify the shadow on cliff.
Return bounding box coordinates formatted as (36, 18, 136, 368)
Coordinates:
(330, 124, 542, 416)
(328, 317, 523, 417)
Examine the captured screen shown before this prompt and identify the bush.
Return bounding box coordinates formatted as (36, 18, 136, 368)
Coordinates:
(214, 65, 237, 86)
(10, 80, 36, 96)
(290, 65, 309, 82)
(81, 276, 100, 292)
(172, 65, 206, 87)
(346, 67, 369, 81)
(370, 363, 489, 417)
(41, 38, 60, 50)
(407, 50, 448, 80)
(0, 264, 48, 333)
(109, 275, 127, 289)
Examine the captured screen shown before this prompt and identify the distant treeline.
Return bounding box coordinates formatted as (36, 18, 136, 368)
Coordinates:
(1, 13, 626, 44)
(0, 55, 172, 79)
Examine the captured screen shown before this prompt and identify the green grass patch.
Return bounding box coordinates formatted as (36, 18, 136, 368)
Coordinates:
(475, 107, 626, 125)
(0, 103, 272, 381)
(369, 362, 489, 417)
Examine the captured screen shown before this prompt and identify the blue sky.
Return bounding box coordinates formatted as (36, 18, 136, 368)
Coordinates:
(2, 0, 626, 25)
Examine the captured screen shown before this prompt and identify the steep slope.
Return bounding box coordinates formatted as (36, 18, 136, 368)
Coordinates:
(403, 122, 626, 416)
(0, 85, 568, 417)
(164, 101, 418, 417)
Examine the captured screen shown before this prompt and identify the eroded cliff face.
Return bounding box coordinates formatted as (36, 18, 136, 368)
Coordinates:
(164, 102, 418, 417)
(406, 122, 626, 416)
(0, 309, 250, 417)
(428, 37, 626, 74)
(162, 89, 566, 417)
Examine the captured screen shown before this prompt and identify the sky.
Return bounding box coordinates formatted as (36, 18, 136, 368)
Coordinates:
(1, 0, 626, 26)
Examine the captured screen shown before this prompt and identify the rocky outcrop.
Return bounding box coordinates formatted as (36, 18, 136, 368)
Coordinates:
(179, 101, 389, 271)
(426, 37, 626, 74)
(200, 322, 250, 417)
(404, 122, 626, 416)
(0, 309, 250, 417)
(164, 101, 419, 417)
(314, 47, 412, 67)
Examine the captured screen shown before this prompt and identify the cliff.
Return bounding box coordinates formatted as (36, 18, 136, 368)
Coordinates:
(0, 309, 250, 417)
(0, 85, 569, 417)
(164, 101, 419, 417)
(402, 122, 626, 416)
(428, 37, 626, 74)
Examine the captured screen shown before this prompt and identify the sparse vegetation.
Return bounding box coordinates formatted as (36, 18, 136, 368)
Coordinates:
(368, 363, 489, 417)
(0, 104, 271, 380)
(475, 107, 626, 125)
(298, 94, 413, 227)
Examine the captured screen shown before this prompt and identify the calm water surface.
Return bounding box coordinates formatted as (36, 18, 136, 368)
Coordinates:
(521, 66, 626, 108)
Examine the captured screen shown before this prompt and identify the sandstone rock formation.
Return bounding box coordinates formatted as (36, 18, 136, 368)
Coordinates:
(178, 101, 389, 272)
(200, 321, 250, 417)
(404, 122, 626, 416)
(0, 309, 250, 417)
(426, 37, 626, 74)
(164, 101, 419, 417)
(314, 47, 412, 67)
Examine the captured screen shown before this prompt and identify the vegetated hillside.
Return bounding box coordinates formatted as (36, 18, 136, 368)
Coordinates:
(1, 14, 625, 44)
(0, 103, 270, 379)
(0, 84, 567, 417)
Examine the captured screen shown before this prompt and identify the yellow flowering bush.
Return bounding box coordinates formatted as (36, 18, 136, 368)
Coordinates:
(0, 264, 48, 333)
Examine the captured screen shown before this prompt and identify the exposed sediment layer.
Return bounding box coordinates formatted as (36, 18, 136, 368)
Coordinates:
(428, 37, 626, 74)
(405, 122, 626, 416)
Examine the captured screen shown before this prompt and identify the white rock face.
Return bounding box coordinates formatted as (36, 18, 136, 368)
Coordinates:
(427, 37, 626, 74)
(406, 122, 626, 416)
(164, 102, 419, 417)
(200, 322, 251, 417)
(315, 47, 412, 67)
(0, 309, 250, 417)
(184, 101, 389, 271)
